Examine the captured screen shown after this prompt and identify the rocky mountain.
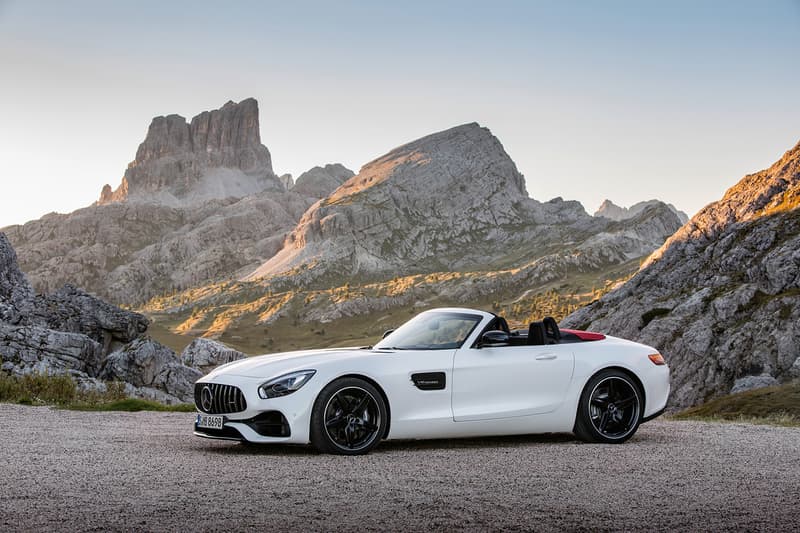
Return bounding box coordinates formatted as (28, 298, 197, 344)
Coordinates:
(0, 233, 202, 403)
(3, 99, 353, 305)
(4, 193, 315, 304)
(137, 124, 683, 353)
(247, 123, 603, 283)
(291, 164, 355, 198)
(4, 100, 685, 373)
(564, 140, 800, 408)
(595, 199, 689, 224)
(98, 98, 282, 206)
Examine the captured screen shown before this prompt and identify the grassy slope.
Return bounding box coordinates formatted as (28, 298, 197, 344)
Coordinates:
(672, 381, 800, 426)
(142, 259, 641, 355)
(147, 321, 197, 354)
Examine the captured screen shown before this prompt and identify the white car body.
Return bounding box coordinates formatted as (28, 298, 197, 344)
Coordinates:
(194, 308, 669, 447)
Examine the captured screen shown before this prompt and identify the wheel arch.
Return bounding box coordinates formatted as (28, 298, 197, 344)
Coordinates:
(320, 373, 392, 439)
(586, 365, 647, 414)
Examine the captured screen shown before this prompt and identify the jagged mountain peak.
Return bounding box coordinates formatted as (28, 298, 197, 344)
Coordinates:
(245, 122, 538, 281)
(97, 98, 280, 207)
(328, 122, 527, 204)
(595, 199, 688, 224)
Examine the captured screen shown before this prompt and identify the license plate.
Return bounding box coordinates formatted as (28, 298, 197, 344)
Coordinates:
(196, 414, 224, 430)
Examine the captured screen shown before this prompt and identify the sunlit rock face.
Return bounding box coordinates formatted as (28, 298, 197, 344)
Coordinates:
(564, 140, 800, 409)
(248, 123, 584, 282)
(97, 98, 282, 206)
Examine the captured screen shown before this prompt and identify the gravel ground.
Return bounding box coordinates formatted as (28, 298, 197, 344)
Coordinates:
(1, 404, 799, 532)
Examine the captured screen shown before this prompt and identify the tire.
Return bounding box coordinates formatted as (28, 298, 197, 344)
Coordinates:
(310, 377, 388, 455)
(573, 369, 643, 444)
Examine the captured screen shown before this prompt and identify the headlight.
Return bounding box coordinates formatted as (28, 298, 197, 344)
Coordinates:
(258, 370, 316, 399)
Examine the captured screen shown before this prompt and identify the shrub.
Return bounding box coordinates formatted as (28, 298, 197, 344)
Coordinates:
(0, 371, 191, 412)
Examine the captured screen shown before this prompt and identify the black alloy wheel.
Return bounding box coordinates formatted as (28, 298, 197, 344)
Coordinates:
(310, 377, 387, 455)
(574, 369, 642, 443)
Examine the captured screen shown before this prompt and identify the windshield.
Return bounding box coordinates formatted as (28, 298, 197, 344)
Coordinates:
(374, 311, 483, 350)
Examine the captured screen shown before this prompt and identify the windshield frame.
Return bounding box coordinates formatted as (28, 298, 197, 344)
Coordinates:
(374, 311, 484, 351)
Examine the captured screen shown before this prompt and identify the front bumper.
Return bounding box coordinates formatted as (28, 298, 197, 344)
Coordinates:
(194, 410, 292, 441)
(193, 376, 316, 444)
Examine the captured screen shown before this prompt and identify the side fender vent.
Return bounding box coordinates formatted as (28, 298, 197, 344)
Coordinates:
(411, 372, 446, 391)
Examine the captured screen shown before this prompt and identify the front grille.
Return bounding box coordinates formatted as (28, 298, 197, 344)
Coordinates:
(194, 383, 247, 414)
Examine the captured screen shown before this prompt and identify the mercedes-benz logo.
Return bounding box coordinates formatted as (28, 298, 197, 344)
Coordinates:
(201, 386, 213, 412)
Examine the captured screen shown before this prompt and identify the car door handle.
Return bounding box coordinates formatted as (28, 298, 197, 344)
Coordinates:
(535, 354, 557, 360)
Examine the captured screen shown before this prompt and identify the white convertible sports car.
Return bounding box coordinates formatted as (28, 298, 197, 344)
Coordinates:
(194, 308, 669, 455)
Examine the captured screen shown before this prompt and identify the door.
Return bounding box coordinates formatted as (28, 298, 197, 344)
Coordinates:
(451, 343, 575, 422)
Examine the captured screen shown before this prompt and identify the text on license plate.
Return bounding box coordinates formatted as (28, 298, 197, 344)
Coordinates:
(196, 414, 224, 430)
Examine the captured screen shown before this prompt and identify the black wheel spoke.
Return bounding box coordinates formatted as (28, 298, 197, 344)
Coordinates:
(349, 393, 370, 415)
(616, 395, 636, 408)
(591, 395, 609, 407)
(598, 410, 610, 432)
(325, 415, 344, 428)
(331, 395, 346, 411)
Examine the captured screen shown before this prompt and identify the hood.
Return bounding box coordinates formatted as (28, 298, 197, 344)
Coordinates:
(203, 346, 369, 380)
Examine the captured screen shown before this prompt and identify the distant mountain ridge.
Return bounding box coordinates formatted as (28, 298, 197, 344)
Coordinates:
(3, 98, 682, 324)
(564, 139, 800, 408)
(595, 199, 689, 224)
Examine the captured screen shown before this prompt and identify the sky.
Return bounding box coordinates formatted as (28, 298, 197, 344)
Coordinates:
(1, 0, 799, 228)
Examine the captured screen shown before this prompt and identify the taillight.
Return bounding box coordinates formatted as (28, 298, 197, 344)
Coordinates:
(648, 353, 666, 365)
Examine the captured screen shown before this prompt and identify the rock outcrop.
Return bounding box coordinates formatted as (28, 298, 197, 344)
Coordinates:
(595, 199, 689, 224)
(564, 140, 800, 408)
(279, 173, 294, 189)
(180, 338, 246, 375)
(291, 163, 355, 198)
(0, 232, 201, 403)
(100, 337, 200, 402)
(98, 98, 282, 206)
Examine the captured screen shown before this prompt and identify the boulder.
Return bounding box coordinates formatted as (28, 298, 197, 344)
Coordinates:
(0, 322, 103, 376)
(30, 284, 148, 352)
(101, 337, 201, 402)
(181, 338, 246, 374)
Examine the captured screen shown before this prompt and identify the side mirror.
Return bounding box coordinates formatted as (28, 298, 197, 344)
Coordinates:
(382, 329, 395, 339)
(480, 330, 510, 347)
